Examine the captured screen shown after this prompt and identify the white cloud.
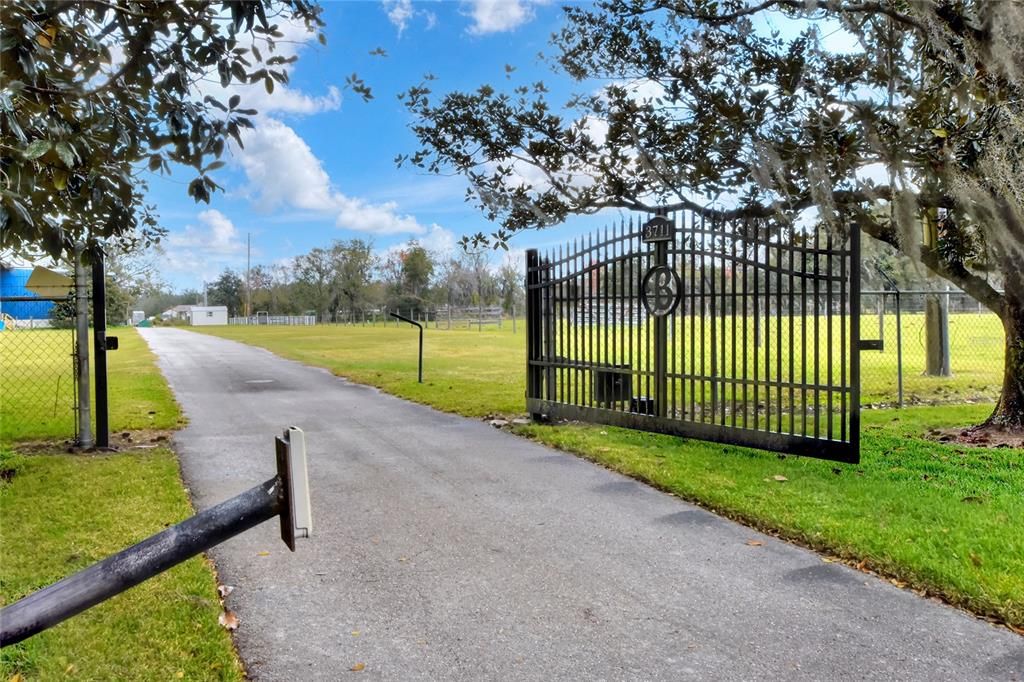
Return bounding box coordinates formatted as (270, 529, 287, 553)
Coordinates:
(463, 0, 547, 35)
(418, 224, 458, 253)
(162, 209, 247, 278)
(168, 209, 244, 255)
(234, 118, 427, 235)
(228, 83, 341, 116)
(382, 0, 438, 36)
(384, 0, 414, 35)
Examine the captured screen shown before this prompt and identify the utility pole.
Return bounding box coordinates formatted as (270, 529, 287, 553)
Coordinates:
(74, 243, 93, 448)
(246, 232, 252, 318)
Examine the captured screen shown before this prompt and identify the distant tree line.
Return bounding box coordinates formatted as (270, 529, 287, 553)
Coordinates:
(135, 239, 524, 321)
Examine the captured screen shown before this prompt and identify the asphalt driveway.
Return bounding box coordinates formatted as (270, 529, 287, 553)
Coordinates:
(140, 327, 1022, 681)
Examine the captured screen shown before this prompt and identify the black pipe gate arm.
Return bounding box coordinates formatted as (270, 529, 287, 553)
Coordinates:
(0, 427, 312, 647)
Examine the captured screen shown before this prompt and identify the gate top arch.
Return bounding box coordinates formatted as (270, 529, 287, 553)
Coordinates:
(525, 210, 861, 463)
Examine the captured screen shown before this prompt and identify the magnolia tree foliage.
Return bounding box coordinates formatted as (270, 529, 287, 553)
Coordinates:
(401, 0, 1024, 427)
(0, 0, 337, 260)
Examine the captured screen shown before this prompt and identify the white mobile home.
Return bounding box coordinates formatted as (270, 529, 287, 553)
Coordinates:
(188, 306, 228, 326)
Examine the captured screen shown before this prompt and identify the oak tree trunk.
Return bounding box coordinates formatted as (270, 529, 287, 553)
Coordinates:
(986, 267, 1024, 430)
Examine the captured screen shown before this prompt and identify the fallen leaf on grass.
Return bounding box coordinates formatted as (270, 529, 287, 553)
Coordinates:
(65, 664, 76, 674)
(9, 674, 24, 682)
(217, 584, 234, 598)
(764, 474, 788, 483)
(176, 673, 184, 679)
(351, 663, 366, 672)
(970, 553, 983, 567)
(218, 610, 240, 631)
(745, 540, 764, 547)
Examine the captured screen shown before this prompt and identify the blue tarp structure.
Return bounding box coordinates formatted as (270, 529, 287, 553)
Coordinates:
(0, 266, 55, 322)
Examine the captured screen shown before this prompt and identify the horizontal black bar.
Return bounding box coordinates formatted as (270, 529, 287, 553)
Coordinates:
(528, 400, 858, 464)
(0, 477, 284, 647)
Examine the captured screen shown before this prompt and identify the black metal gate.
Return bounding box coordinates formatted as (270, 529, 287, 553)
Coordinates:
(525, 211, 861, 463)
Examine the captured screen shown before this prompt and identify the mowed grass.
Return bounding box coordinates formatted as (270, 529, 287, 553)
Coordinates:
(0, 327, 183, 442)
(197, 322, 1023, 627)
(0, 450, 243, 681)
(1, 327, 240, 680)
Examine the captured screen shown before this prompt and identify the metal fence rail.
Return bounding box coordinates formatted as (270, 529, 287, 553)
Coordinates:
(859, 289, 1004, 407)
(229, 314, 317, 326)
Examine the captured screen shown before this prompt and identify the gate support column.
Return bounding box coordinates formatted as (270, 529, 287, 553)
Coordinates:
(526, 249, 544, 419)
(91, 247, 109, 448)
(654, 240, 669, 418)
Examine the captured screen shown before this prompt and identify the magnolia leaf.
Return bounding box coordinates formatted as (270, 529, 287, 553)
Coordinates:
(24, 139, 51, 159)
(54, 141, 75, 167)
(52, 168, 68, 190)
(931, 128, 948, 138)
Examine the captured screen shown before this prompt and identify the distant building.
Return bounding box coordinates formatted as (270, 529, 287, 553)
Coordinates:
(161, 304, 194, 321)
(158, 304, 228, 325)
(188, 306, 228, 326)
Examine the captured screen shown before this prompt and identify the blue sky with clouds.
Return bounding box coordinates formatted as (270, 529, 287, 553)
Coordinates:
(150, 0, 609, 290)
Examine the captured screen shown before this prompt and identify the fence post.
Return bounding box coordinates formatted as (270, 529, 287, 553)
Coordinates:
(74, 244, 92, 448)
(91, 247, 109, 449)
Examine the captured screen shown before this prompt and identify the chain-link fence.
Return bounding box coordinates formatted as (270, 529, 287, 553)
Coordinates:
(860, 290, 1003, 407)
(0, 295, 79, 442)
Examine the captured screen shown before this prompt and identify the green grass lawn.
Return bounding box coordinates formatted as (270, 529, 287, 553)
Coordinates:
(1, 327, 241, 681)
(0, 326, 184, 442)
(196, 322, 1023, 628)
(0, 450, 242, 680)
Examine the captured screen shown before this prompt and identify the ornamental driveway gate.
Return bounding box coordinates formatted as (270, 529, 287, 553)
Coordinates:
(525, 212, 861, 463)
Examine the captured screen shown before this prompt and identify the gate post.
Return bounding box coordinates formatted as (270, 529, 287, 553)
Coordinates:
(525, 249, 543, 417)
(91, 247, 109, 449)
(654, 240, 669, 418)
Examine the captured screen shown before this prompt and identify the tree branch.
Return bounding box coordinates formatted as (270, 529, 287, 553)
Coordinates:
(857, 216, 1006, 317)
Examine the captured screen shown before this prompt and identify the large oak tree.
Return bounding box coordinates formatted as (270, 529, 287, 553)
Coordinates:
(0, 0, 337, 260)
(400, 0, 1024, 429)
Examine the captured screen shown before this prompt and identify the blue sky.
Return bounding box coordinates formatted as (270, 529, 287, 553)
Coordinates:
(150, 0, 604, 290)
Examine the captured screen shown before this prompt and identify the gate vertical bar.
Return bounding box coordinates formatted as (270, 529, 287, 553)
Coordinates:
(849, 222, 861, 452)
(654, 236, 669, 418)
(544, 253, 556, 403)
